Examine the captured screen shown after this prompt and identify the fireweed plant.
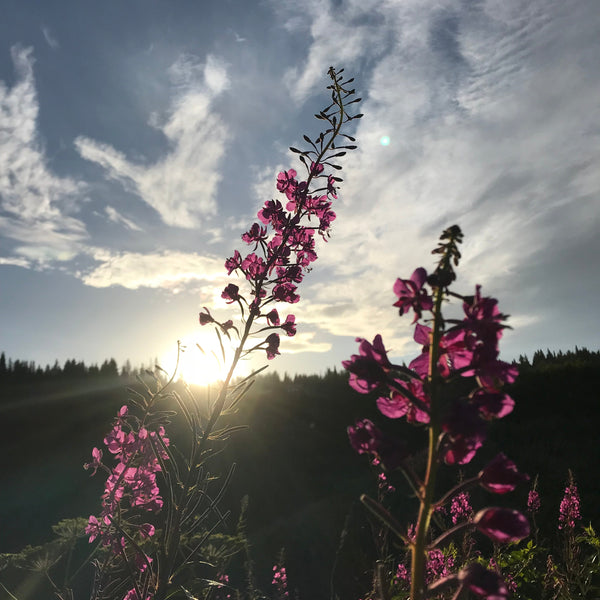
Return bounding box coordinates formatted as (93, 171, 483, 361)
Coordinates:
(79, 67, 362, 600)
(344, 226, 531, 600)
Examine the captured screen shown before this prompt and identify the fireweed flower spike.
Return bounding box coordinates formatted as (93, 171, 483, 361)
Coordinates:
(346, 226, 529, 600)
(84, 68, 360, 600)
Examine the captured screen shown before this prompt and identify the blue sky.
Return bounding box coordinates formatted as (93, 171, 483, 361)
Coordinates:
(0, 0, 598, 381)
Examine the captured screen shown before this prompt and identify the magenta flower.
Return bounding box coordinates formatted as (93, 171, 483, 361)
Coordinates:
(462, 286, 507, 346)
(84, 447, 103, 476)
(266, 308, 280, 326)
(347, 418, 407, 470)
(242, 222, 268, 246)
(471, 389, 514, 420)
(474, 507, 530, 544)
(241, 253, 267, 280)
(199, 307, 215, 326)
(479, 453, 529, 494)
(457, 562, 508, 600)
(441, 403, 487, 465)
(527, 489, 541, 513)
(265, 333, 280, 360)
(221, 283, 241, 304)
(224, 250, 241, 275)
(393, 268, 433, 322)
(310, 161, 324, 176)
(276, 169, 297, 195)
(450, 491, 473, 525)
(348, 418, 383, 455)
(559, 478, 581, 529)
(272, 282, 300, 303)
(342, 334, 391, 394)
(281, 314, 296, 336)
(377, 377, 430, 424)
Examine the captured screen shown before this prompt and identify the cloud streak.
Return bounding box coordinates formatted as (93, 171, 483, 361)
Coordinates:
(75, 54, 231, 228)
(0, 46, 87, 265)
(277, 0, 600, 360)
(81, 249, 226, 291)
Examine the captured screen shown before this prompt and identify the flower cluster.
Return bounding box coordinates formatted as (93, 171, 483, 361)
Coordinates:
(344, 270, 517, 466)
(272, 564, 290, 599)
(200, 162, 338, 361)
(84, 405, 169, 553)
(344, 226, 529, 600)
(558, 474, 581, 530)
(199, 69, 360, 366)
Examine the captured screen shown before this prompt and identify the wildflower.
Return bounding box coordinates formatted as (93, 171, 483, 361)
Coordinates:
(527, 489, 541, 513)
(377, 377, 430, 424)
(393, 268, 433, 322)
(479, 453, 529, 494)
(473, 507, 530, 544)
(558, 475, 581, 529)
(221, 283, 240, 304)
(265, 333, 280, 360)
(342, 334, 391, 394)
(280, 314, 296, 336)
(450, 492, 473, 525)
(458, 562, 508, 600)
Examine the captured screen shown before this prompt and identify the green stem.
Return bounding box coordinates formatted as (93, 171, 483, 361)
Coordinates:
(410, 283, 445, 600)
(155, 68, 351, 599)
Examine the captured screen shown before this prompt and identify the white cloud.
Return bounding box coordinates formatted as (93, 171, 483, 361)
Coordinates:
(0, 255, 30, 268)
(279, 331, 331, 354)
(275, 0, 600, 355)
(41, 26, 59, 50)
(81, 249, 227, 290)
(0, 46, 87, 265)
(104, 206, 143, 231)
(75, 54, 231, 228)
(276, 0, 390, 102)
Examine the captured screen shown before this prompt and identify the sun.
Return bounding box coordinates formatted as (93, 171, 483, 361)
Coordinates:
(159, 330, 244, 387)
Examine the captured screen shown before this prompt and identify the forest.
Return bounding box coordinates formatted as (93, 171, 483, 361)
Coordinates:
(0, 347, 598, 599)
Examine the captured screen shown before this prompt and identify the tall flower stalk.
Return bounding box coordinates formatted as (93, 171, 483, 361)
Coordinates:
(345, 226, 530, 600)
(83, 67, 361, 600)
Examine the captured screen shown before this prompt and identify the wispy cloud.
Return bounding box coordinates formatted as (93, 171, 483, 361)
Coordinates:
(41, 26, 59, 50)
(81, 249, 226, 290)
(75, 54, 231, 228)
(275, 0, 390, 102)
(277, 0, 600, 358)
(0, 46, 87, 265)
(104, 206, 143, 231)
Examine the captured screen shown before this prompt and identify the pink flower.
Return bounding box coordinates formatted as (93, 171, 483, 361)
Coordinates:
(272, 282, 300, 303)
(479, 453, 529, 494)
(527, 489, 541, 513)
(393, 268, 433, 323)
(242, 222, 268, 245)
(266, 308, 280, 326)
(559, 478, 581, 529)
(342, 334, 391, 394)
(377, 378, 430, 424)
(199, 307, 215, 326)
(265, 333, 280, 359)
(458, 562, 508, 600)
(450, 491, 472, 525)
(221, 283, 241, 304)
(474, 507, 530, 544)
(347, 418, 407, 470)
(281, 314, 296, 336)
(225, 250, 241, 275)
(84, 447, 103, 476)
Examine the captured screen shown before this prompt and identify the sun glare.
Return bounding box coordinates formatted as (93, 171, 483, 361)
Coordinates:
(159, 330, 245, 387)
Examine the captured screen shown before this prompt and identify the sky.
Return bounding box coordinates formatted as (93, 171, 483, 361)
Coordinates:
(0, 0, 598, 383)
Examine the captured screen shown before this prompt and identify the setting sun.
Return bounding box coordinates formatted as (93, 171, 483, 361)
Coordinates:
(159, 330, 246, 386)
